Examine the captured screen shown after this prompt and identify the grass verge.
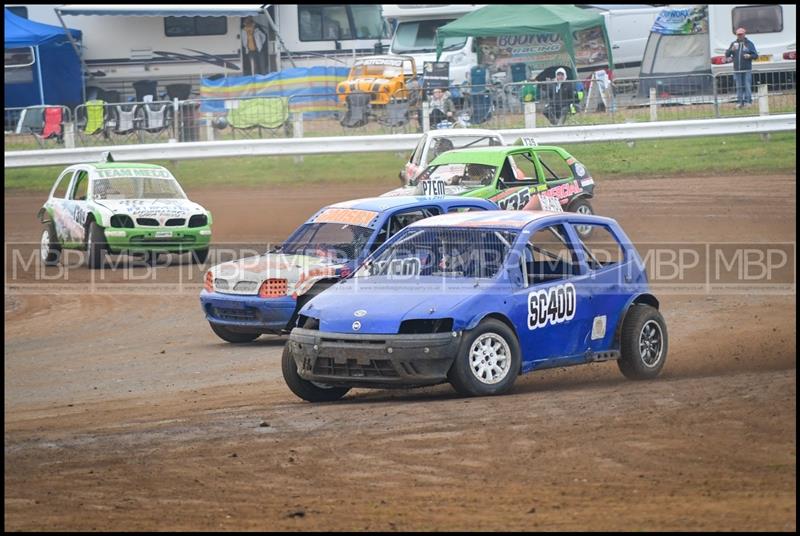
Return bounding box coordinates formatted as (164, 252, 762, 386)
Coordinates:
(5, 132, 795, 193)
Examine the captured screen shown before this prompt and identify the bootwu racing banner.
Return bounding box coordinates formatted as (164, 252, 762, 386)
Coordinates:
(477, 25, 610, 72)
(200, 66, 349, 117)
(651, 6, 708, 35)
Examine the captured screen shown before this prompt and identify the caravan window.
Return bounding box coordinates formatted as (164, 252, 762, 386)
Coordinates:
(350, 5, 389, 39)
(732, 5, 783, 34)
(7, 6, 27, 18)
(164, 16, 227, 37)
(392, 20, 466, 54)
(299, 5, 352, 41)
(4, 47, 34, 85)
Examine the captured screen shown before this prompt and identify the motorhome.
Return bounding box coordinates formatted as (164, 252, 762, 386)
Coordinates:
(383, 4, 485, 85)
(639, 4, 796, 94)
(6, 4, 389, 93)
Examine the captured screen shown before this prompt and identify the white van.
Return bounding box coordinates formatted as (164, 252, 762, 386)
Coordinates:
(383, 4, 485, 85)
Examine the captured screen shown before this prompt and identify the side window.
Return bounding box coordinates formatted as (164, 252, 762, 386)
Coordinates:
(410, 135, 426, 166)
(509, 153, 539, 183)
(51, 171, 73, 199)
(575, 224, 625, 270)
(536, 151, 574, 182)
(71, 170, 89, 200)
(526, 224, 578, 284)
(371, 208, 440, 252)
(447, 205, 487, 213)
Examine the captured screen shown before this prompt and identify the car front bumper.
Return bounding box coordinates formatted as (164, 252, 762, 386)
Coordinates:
(200, 290, 296, 333)
(287, 327, 463, 388)
(105, 225, 211, 253)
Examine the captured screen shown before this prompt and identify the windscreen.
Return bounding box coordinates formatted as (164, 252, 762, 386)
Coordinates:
(355, 227, 518, 279)
(278, 223, 373, 263)
(92, 177, 186, 200)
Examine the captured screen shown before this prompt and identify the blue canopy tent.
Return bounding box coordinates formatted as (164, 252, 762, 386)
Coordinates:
(4, 8, 83, 108)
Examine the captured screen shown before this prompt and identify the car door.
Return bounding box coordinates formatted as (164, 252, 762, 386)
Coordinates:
(510, 221, 594, 369)
(490, 150, 547, 210)
(45, 168, 75, 243)
(565, 220, 632, 352)
(61, 168, 91, 246)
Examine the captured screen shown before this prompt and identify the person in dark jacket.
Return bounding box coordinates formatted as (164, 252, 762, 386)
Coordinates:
(725, 27, 759, 108)
(543, 67, 576, 126)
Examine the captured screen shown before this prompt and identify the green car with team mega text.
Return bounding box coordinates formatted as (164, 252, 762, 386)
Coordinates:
(382, 144, 596, 237)
(37, 161, 212, 268)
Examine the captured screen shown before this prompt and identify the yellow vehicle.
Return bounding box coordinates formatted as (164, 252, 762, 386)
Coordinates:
(337, 55, 417, 106)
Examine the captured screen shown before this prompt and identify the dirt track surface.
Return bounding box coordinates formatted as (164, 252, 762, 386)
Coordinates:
(5, 175, 797, 531)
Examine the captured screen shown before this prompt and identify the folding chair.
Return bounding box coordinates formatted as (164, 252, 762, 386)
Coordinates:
(34, 107, 64, 147)
(378, 99, 409, 128)
(340, 93, 370, 128)
(228, 97, 291, 138)
(104, 90, 138, 137)
(133, 80, 172, 135)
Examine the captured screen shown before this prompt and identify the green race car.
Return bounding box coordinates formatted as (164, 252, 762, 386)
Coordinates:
(382, 144, 597, 236)
(37, 160, 212, 268)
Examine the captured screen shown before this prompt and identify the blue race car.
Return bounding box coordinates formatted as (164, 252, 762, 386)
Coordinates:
(283, 210, 668, 400)
(200, 196, 497, 342)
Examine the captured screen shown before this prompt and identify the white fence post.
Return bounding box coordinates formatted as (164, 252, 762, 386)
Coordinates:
(293, 112, 304, 164)
(204, 113, 215, 142)
(649, 88, 657, 121)
(524, 101, 536, 129)
(63, 122, 75, 148)
(758, 84, 769, 116)
(422, 101, 430, 132)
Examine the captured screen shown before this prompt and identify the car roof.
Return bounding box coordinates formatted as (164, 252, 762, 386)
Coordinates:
(430, 145, 569, 166)
(406, 209, 616, 230)
(85, 162, 168, 170)
(426, 129, 504, 139)
(306, 196, 496, 227)
(328, 196, 493, 213)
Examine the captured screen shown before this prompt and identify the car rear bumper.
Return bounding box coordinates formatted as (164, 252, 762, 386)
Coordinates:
(200, 290, 295, 333)
(287, 327, 462, 388)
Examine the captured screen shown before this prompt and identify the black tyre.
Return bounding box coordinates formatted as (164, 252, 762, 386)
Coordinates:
(144, 251, 160, 266)
(191, 247, 209, 265)
(617, 304, 668, 380)
(40, 223, 61, 266)
(281, 345, 350, 403)
(448, 319, 521, 397)
(567, 197, 594, 239)
(209, 322, 260, 343)
(86, 221, 107, 270)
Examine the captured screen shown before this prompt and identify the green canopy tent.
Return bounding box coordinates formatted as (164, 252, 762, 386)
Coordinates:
(435, 4, 614, 76)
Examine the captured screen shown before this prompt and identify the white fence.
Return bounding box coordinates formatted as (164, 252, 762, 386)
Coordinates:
(4, 114, 795, 169)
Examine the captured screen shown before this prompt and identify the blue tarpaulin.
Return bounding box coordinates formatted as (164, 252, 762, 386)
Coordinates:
(4, 8, 83, 108)
(200, 66, 350, 118)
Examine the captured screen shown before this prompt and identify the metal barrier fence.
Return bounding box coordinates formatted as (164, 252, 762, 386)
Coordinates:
(5, 68, 795, 151)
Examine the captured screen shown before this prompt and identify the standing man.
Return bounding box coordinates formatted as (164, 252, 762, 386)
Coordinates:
(725, 27, 758, 108)
(242, 16, 268, 76)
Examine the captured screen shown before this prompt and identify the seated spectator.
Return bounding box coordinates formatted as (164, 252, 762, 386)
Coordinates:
(543, 67, 576, 126)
